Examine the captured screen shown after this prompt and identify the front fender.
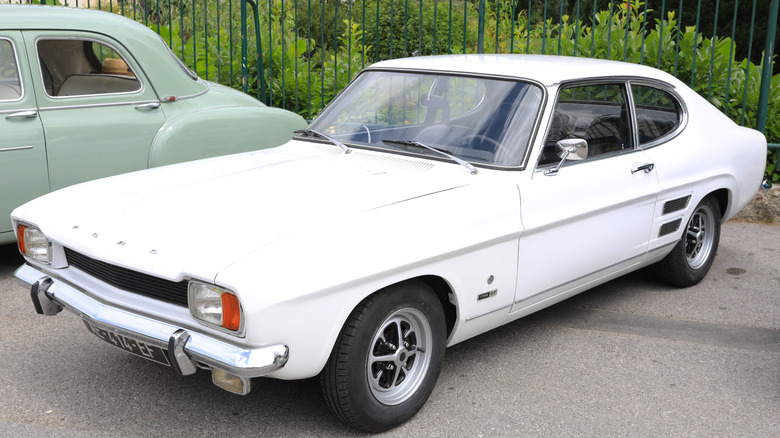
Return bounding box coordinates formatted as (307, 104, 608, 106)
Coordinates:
(149, 107, 307, 167)
(216, 182, 524, 379)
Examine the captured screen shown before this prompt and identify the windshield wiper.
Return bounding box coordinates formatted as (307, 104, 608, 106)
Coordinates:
(294, 128, 352, 154)
(381, 139, 478, 175)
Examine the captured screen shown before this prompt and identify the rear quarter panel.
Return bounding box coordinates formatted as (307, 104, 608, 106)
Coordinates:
(149, 106, 307, 166)
(641, 84, 766, 255)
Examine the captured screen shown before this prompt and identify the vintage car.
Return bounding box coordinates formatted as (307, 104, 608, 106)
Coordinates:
(0, 5, 306, 244)
(12, 55, 766, 432)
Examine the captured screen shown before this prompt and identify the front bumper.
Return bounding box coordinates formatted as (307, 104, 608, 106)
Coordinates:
(15, 263, 288, 393)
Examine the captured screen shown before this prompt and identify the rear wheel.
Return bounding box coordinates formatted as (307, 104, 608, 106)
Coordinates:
(320, 282, 446, 432)
(657, 195, 721, 287)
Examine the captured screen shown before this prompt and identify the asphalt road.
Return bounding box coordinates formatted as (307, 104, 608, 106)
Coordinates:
(0, 221, 777, 437)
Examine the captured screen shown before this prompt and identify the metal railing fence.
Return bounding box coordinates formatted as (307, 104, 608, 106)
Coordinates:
(3, 0, 779, 172)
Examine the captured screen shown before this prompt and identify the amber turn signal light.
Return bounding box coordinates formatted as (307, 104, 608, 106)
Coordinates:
(221, 292, 241, 331)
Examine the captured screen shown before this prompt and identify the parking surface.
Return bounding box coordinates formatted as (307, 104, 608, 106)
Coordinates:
(0, 221, 778, 437)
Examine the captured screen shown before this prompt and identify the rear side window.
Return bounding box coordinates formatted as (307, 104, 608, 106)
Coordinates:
(631, 85, 683, 146)
(0, 39, 22, 101)
(36, 38, 140, 97)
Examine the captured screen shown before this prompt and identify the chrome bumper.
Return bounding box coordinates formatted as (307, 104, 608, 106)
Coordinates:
(15, 263, 288, 390)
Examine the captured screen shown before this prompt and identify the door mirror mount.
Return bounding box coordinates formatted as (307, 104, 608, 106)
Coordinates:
(544, 139, 588, 176)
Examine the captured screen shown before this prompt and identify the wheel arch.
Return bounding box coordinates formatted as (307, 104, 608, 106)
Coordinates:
(707, 188, 730, 223)
(415, 275, 458, 339)
(322, 275, 458, 367)
(344, 276, 458, 342)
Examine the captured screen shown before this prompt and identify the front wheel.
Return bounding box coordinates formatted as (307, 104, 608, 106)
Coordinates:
(320, 282, 446, 432)
(656, 195, 721, 287)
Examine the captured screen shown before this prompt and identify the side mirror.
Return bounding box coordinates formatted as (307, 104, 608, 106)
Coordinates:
(556, 138, 588, 161)
(544, 138, 588, 176)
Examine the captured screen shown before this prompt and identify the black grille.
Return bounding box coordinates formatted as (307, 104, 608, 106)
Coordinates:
(659, 219, 682, 237)
(663, 196, 691, 214)
(64, 248, 188, 306)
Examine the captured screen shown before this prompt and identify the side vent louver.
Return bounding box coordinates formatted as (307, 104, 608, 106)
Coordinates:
(663, 195, 691, 214)
(659, 219, 683, 237)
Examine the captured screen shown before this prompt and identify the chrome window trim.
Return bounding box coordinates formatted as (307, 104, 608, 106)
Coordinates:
(625, 79, 641, 150)
(534, 76, 688, 171)
(34, 36, 145, 99)
(0, 37, 24, 103)
(0, 106, 37, 115)
(535, 79, 636, 171)
(627, 79, 689, 150)
(532, 146, 647, 174)
(311, 67, 548, 172)
(158, 34, 198, 80)
(162, 82, 210, 102)
(37, 99, 159, 112)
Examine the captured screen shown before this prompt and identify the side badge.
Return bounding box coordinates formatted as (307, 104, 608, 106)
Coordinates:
(477, 290, 497, 301)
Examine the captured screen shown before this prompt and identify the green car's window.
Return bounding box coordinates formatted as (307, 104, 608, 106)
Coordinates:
(0, 39, 22, 101)
(36, 39, 141, 97)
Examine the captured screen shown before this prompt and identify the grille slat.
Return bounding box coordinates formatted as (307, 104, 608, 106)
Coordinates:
(64, 248, 188, 306)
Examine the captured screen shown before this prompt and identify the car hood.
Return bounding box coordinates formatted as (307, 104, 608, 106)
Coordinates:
(14, 141, 470, 282)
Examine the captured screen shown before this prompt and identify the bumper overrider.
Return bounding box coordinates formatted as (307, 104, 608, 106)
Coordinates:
(15, 263, 289, 395)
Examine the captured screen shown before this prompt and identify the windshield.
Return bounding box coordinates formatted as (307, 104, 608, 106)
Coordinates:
(307, 70, 543, 167)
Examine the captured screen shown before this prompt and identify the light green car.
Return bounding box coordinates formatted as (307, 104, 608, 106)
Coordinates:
(0, 5, 307, 244)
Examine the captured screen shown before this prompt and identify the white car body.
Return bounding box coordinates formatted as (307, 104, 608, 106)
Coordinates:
(12, 55, 766, 432)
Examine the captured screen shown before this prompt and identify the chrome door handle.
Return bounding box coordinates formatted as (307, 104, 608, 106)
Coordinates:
(135, 102, 161, 110)
(5, 110, 38, 119)
(631, 163, 655, 174)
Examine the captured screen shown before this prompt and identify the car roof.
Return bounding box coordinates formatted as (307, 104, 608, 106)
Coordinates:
(0, 5, 145, 33)
(369, 54, 680, 88)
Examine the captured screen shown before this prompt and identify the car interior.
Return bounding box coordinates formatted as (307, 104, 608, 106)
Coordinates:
(36, 39, 139, 97)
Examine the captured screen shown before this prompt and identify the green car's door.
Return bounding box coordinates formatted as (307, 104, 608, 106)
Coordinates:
(23, 31, 166, 190)
(0, 33, 48, 242)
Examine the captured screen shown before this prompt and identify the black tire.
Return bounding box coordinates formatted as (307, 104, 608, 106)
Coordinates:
(320, 282, 446, 432)
(657, 195, 721, 287)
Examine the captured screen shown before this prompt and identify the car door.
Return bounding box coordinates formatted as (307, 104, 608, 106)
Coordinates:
(23, 31, 166, 190)
(511, 81, 660, 312)
(0, 32, 48, 242)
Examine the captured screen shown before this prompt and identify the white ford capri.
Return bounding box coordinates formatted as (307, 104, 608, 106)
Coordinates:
(12, 55, 766, 432)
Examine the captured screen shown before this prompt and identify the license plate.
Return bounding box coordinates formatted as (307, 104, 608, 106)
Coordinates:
(83, 319, 170, 366)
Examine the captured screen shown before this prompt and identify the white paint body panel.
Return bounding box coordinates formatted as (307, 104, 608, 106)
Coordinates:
(12, 55, 767, 380)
